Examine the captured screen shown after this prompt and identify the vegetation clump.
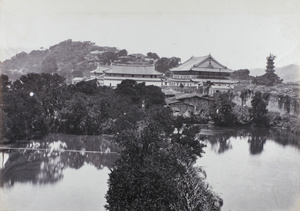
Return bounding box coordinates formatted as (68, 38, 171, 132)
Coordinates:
(0, 73, 223, 210)
(208, 92, 270, 128)
(105, 116, 222, 211)
(210, 93, 237, 126)
(250, 91, 269, 127)
(0, 75, 166, 142)
(252, 72, 283, 86)
(231, 69, 254, 81)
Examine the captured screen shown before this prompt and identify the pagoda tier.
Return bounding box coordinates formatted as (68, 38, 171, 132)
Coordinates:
(266, 54, 276, 73)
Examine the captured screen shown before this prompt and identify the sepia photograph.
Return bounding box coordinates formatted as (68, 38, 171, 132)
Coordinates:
(0, 0, 300, 210)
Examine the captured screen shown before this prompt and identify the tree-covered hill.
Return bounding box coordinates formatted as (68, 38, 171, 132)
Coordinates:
(1, 39, 182, 82)
(1, 39, 118, 82)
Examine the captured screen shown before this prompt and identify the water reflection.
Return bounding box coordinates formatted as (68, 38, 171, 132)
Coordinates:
(197, 127, 300, 211)
(199, 126, 300, 155)
(248, 135, 266, 155)
(0, 134, 119, 187)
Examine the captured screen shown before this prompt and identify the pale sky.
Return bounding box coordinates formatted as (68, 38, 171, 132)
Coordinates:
(0, 0, 300, 69)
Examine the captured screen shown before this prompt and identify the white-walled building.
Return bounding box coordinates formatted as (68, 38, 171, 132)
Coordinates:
(103, 64, 163, 87)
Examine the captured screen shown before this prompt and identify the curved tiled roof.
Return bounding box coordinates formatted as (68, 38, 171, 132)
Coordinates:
(171, 55, 209, 71)
(171, 54, 231, 72)
(105, 64, 162, 75)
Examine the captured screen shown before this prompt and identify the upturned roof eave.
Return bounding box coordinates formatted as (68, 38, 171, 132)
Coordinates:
(171, 54, 230, 72)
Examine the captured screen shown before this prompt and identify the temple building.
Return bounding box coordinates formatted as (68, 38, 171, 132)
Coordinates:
(103, 64, 163, 87)
(170, 54, 238, 94)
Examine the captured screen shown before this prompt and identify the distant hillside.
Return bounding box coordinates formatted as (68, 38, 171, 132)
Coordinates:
(0, 39, 118, 82)
(250, 64, 300, 83)
(0, 40, 180, 83)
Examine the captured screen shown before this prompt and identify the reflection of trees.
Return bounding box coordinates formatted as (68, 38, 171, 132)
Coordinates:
(248, 136, 266, 155)
(202, 133, 232, 154)
(200, 126, 299, 155)
(0, 134, 119, 187)
(269, 129, 300, 149)
(0, 150, 65, 187)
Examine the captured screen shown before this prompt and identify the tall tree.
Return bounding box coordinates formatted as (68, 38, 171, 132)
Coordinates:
(210, 93, 236, 126)
(155, 57, 181, 73)
(147, 52, 160, 60)
(106, 110, 221, 210)
(117, 49, 128, 57)
(250, 91, 269, 127)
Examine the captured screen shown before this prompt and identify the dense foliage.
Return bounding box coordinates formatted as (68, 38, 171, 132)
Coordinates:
(105, 111, 222, 211)
(155, 57, 181, 76)
(0, 73, 222, 209)
(0, 73, 222, 210)
(147, 52, 160, 60)
(230, 69, 254, 81)
(209, 92, 271, 127)
(2, 40, 118, 81)
(252, 72, 283, 86)
(250, 91, 269, 127)
(210, 93, 237, 126)
(0, 75, 166, 142)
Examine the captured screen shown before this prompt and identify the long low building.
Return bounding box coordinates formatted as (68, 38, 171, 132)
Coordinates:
(103, 64, 163, 87)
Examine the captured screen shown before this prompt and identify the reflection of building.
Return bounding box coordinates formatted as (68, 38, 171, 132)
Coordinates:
(170, 54, 238, 93)
(103, 64, 163, 87)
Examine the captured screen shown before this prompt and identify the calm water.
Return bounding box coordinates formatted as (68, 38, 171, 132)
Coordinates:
(0, 134, 119, 211)
(197, 126, 300, 211)
(0, 128, 300, 211)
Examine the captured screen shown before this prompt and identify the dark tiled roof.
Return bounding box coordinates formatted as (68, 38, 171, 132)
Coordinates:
(175, 93, 213, 101)
(171, 56, 209, 71)
(175, 93, 203, 100)
(105, 64, 162, 75)
(168, 100, 194, 107)
(171, 54, 231, 72)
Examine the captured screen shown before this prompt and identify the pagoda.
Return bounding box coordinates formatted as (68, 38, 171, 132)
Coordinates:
(266, 54, 276, 73)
